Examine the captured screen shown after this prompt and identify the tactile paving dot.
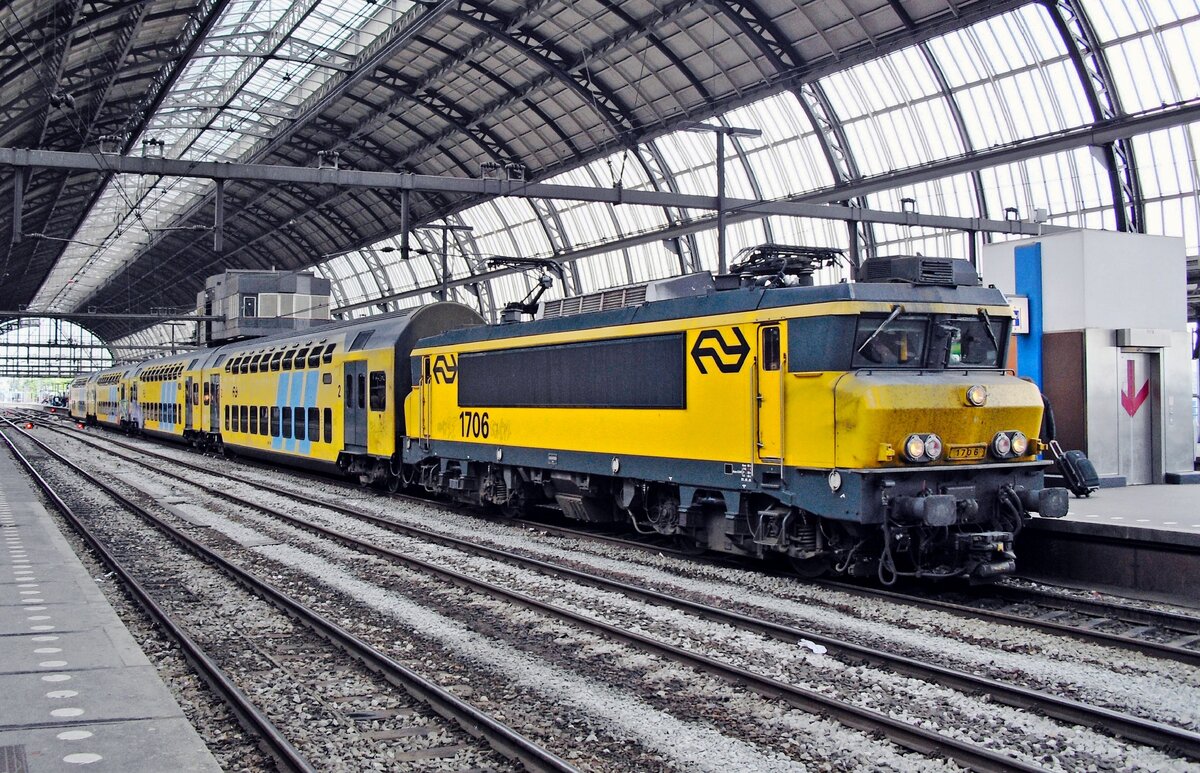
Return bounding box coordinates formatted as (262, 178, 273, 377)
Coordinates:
(63, 752, 103, 764)
(41, 674, 71, 683)
(56, 730, 93, 741)
(50, 708, 84, 718)
(46, 690, 78, 699)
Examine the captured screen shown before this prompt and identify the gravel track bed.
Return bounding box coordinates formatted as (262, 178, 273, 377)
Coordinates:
(39, 426, 1200, 769)
(67, 436, 945, 771)
(19, 434, 517, 773)
(43, 429, 1200, 771)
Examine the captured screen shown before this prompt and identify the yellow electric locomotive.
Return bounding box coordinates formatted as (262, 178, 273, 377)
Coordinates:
(404, 250, 1069, 581)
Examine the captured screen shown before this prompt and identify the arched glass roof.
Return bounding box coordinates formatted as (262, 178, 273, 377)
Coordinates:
(0, 0, 1187, 356)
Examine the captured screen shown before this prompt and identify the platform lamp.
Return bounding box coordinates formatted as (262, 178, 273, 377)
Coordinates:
(677, 121, 762, 274)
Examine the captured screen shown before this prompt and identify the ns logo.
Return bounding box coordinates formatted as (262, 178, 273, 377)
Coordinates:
(690, 328, 750, 374)
(432, 354, 458, 384)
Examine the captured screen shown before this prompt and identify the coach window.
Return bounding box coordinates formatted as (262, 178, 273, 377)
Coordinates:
(323, 408, 332, 443)
(259, 407, 268, 435)
(282, 407, 292, 438)
(224, 404, 230, 430)
(249, 354, 260, 374)
(232, 405, 240, 432)
(295, 348, 309, 369)
(307, 407, 319, 441)
(322, 344, 335, 364)
(345, 373, 353, 407)
(369, 371, 386, 411)
(270, 406, 280, 437)
(240, 405, 249, 431)
(249, 406, 259, 435)
(270, 351, 283, 371)
(282, 350, 296, 370)
(294, 407, 306, 440)
(358, 373, 366, 409)
(307, 348, 322, 368)
(761, 327, 781, 372)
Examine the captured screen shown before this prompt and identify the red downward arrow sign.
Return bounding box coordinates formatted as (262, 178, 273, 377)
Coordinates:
(1120, 359, 1149, 417)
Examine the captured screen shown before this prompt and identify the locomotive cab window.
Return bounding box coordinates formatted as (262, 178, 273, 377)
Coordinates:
(934, 315, 1007, 368)
(369, 371, 386, 411)
(852, 314, 929, 369)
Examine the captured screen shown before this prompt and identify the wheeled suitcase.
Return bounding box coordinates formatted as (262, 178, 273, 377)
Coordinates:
(1047, 440, 1099, 497)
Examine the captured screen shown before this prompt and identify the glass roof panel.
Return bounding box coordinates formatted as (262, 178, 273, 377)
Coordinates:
(32, 0, 416, 313)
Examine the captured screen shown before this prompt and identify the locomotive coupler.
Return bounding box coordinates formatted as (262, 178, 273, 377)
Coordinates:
(893, 494, 956, 527)
(958, 531, 1016, 580)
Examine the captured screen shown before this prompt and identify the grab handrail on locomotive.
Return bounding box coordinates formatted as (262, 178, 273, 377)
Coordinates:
(69, 246, 1069, 583)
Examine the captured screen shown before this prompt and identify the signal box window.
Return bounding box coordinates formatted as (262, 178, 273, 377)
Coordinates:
(369, 371, 386, 411)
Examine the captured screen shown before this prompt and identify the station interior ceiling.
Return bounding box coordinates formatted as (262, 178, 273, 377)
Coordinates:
(0, 0, 1198, 371)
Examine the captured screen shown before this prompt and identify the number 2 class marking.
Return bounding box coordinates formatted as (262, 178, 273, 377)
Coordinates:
(458, 410, 489, 438)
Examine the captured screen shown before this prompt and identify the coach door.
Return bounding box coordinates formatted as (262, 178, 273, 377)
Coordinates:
(184, 376, 194, 430)
(209, 374, 220, 432)
(756, 324, 785, 464)
(344, 360, 368, 451)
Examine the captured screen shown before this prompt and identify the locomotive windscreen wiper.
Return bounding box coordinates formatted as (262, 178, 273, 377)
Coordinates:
(856, 304, 904, 355)
(977, 307, 1001, 352)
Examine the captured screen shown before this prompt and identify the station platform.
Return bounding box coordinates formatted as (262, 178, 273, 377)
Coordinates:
(0, 446, 221, 771)
(1020, 483, 1200, 601)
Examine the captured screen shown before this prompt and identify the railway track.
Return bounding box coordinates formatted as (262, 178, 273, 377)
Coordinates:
(2, 417, 573, 773)
(23, 417, 1200, 770)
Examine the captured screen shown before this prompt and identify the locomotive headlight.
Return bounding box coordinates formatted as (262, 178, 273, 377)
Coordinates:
(904, 434, 927, 462)
(965, 385, 987, 406)
(992, 431, 1012, 457)
(1010, 431, 1028, 456)
(923, 434, 943, 460)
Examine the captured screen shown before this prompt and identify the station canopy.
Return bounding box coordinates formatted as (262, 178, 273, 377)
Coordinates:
(0, 0, 1196, 360)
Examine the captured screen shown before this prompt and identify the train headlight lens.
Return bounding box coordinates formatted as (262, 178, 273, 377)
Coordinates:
(1010, 431, 1028, 456)
(992, 432, 1012, 457)
(924, 434, 943, 460)
(966, 385, 987, 406)
(904, 434, 927, 462)
(828, 470, 842, 491)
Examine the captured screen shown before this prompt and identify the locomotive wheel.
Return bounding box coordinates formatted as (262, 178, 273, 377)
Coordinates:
(385, 471, 403, 494)
(500, 487, 533, 519)
(789, 555, 831, 579)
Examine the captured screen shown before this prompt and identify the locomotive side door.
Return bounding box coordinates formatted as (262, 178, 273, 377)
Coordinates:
(419, 355, 432, 450)
(756, 324, 785, 463)
(209, 374, 220, 433)
(184, 376, 194, 430)
(344, 360, 368, 451)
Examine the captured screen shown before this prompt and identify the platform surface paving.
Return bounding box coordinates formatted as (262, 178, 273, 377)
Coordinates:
(0, 447, 221, 772)
(1053, 482, 1200, 534)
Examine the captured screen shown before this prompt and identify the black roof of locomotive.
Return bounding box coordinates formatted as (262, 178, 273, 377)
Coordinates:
(418, 280, 1011, 349)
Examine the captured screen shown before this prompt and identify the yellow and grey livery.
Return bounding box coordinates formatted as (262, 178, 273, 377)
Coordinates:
(405, 254, 1068, 581)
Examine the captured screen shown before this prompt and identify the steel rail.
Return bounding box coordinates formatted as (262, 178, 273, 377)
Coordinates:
(0, 421, 315, 773)
(33, 417, 1200, 759)
(5, 419, 576, 773)
(24, 426, 1103, 770)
